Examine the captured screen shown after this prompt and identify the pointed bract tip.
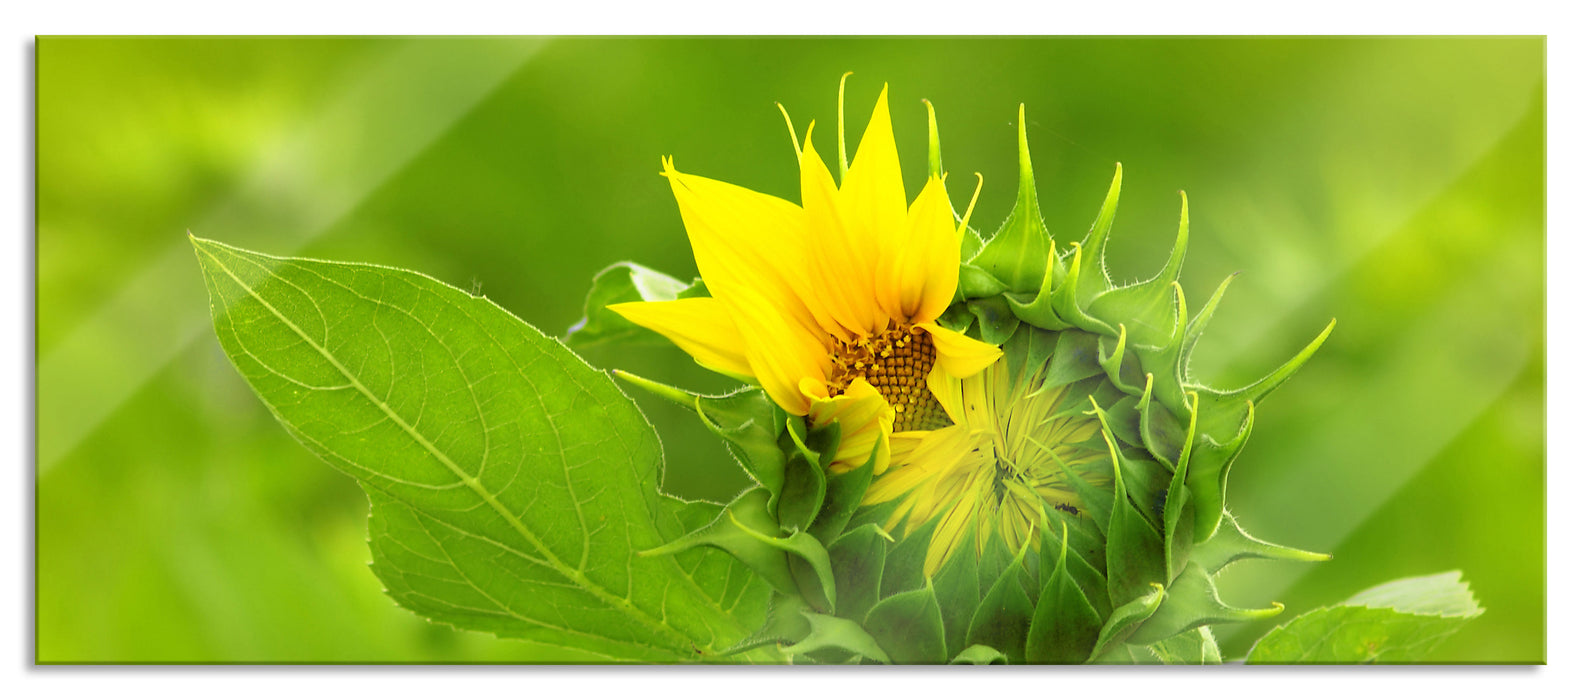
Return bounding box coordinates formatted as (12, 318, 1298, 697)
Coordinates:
(956, 172, 985, 237)
(775, 102, 802, 158)
(836, 74, 854, 180)
(924, 98, 943, 179)
(1016, 104, 1030, 151)
(783, 417, 823, 465)
(799, 119, 819, 156)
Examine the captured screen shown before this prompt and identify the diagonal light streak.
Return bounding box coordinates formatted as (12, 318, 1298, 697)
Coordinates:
(38, 38, 549, 473)
(1214, 244, 1537, 651)
(1195, 92, 1542, 643)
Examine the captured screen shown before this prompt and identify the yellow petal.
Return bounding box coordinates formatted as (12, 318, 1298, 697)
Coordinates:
(663, 159, 831, 414)
(925, 367, 968, 426)
(608, 298, 753, 381)
(883, 175, 959, 322)
(919, 322, 1003, 378)
(799, 133, 884, 339)
(806, 376, 894, 475)
(926, 480, 985, 575)
(661, 159, 820, 340)
(734, 303, 827, 416)
(863, 425, 976, 504)
(887, 429, 928, 465)
(841, 84, 909, 276)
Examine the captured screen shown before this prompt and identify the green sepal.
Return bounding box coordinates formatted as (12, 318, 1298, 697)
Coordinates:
(960, 226, 985, 261)
(1087, 583, 1165, 663)
(1043, 508, 1111, 619)
(809, 440, 878, 544)
(967, 296, 1021, 345)
(781, 612, 892, 664)
(1136, 374, 1188, 467)
(1122, 284, 1194, 421)
(565, 261, 705, 349)
(1161, 392, 1199, 580)
(1053, 453, 1112, 534)
(1193, 511, 1331, 576)
(1127, 561, 1284, 646)
(1026, 522, 1103, 664)
(930, 530, 982, 658)
(614, 372, 788, 493)
(969, 104, 1052, 295)
(937, 303, 974, 333)
(1087, 390, 1145, 451)
(782, 535, 838, 614)
(1047, 243, 1117, 335)
(1118, 450, 1173, 530)
(1179, 272, 1238, 376)
(964, 526, 1037, 664)
(714, 592, 807, 659)
(1136, 626, 1222, 665)
(1093, 398, 1167, 607)
(865, 582, 950, 664)
(880, 518, 935, 598)
(827, 524, 891, 622)
(778, 419, 836, 533)
(1084, 191, 1190, 351)
(1186, 399, 1254, 543)
(958, 263, 1008, 300)
(975, 527, 1021, 598)
(950, 645, 1009, 665)
(1074, 163, 1124, 305)
(1104, 490, 1167, 611)
(1191, 318, 1336, 441)
(639, 488, 799, 595)
(1007, 246, 1071, 330)
(994, 323, 1039, 389)
(641, 488, 837, 613)
(1097, 323, 1147, 395)
(1035, 330, 1106, 392)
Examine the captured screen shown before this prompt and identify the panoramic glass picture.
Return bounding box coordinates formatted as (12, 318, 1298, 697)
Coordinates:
(36, 36, 1544, 664)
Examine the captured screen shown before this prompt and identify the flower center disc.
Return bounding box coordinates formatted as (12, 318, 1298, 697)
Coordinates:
(830, 324, 950, 432)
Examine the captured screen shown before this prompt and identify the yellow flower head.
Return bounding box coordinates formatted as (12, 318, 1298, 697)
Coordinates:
(610, 82, 1003, 475)
(863, 358, 1111, 575)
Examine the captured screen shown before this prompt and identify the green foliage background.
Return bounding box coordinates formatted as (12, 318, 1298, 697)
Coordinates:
(36, 37, 1543, 663)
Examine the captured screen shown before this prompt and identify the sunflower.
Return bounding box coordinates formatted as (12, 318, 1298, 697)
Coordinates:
(862, 353, 1113, 575)
(611, 83, 1002, 475)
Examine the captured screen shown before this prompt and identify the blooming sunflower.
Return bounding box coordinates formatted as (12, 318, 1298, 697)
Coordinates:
(610, 84, 1002, 475)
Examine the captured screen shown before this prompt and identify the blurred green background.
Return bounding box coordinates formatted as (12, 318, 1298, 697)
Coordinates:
(35, 37, 1543, 663)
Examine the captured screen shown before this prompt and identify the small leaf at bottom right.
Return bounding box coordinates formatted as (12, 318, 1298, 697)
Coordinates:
(1246, 571, 1484, 664)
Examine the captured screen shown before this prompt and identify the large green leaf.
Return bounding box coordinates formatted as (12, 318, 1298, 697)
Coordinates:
(1245, 571, 1483, 664)
(192, 237, 774, 663)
